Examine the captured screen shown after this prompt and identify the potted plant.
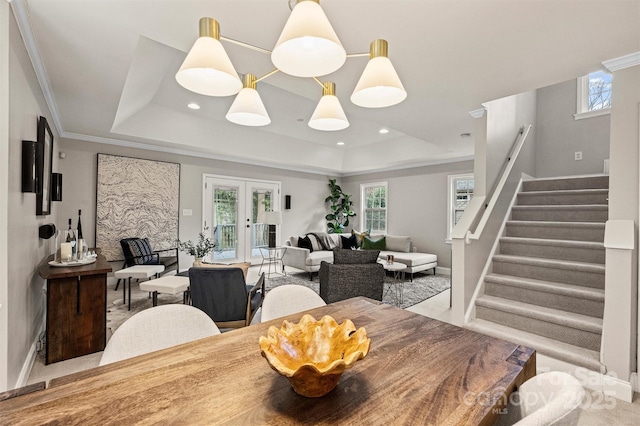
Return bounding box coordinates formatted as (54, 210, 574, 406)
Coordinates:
(325, 178, 357, 234)
(177, 227, 217, 266)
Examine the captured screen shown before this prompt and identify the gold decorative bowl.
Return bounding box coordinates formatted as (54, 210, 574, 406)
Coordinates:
(259, 314, 370, 397)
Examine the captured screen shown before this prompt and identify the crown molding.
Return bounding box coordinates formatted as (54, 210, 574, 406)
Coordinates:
(469, 108, 486, 119)
(10, 0, 64, 136)
(602, 51, 640, 73)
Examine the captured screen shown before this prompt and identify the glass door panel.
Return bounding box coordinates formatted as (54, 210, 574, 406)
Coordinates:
(247, 182, 279, 264)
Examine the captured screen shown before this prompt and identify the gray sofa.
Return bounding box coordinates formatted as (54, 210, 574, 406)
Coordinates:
(282, 232, 437, 280)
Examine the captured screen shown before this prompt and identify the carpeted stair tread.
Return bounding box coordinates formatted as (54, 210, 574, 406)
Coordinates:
(505, 221, 605, 242)
(465, 318, 603, 372)
(500, 236, 604, 250)
(511, 204, 608, 223)
(517, 189, 608, 205)
(511, 204, 608, 212)
(522, 176, 609, 192)
(492, 254, 605, 273)
(484, 274, 605, 302)
(476, 295, 602, 333)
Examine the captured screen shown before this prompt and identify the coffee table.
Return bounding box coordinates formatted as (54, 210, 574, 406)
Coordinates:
(379, 261, 407, 306)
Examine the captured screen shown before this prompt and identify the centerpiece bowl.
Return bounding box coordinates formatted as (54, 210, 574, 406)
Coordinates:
(259, 314, 370, 397)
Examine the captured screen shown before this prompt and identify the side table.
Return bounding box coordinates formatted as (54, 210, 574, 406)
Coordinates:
(379, 261, 407, 307)
(259, 246, 287, 278)
(113, 265, 165, 310)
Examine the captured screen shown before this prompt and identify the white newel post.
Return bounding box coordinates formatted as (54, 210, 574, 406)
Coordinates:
(602, 220, 637, 388)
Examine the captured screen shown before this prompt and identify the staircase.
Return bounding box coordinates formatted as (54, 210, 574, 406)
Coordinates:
(466, 175, 608, 372)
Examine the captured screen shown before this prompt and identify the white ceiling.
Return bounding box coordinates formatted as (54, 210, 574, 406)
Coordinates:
(14, 0, 640, 175)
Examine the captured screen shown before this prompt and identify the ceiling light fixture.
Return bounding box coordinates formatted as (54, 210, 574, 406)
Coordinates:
(175, 0, 406, 131)
(225, 74, 271, 126)
(187, 102, 201, 110)
(379, 128, 389, 134)
(336, 141, 345, 146)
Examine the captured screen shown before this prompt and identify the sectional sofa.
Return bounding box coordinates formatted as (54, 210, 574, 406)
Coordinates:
(282, 232, 437, 281)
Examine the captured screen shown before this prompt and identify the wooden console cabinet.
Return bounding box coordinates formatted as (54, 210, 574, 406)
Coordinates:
(38, 254, 112, 364)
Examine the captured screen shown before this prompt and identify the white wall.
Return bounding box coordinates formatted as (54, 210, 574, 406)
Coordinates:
(536, 79, 610, 177)
(341, 160, 474, 270)
(2, 8, 60, 391)
(57, 138, 332, 269)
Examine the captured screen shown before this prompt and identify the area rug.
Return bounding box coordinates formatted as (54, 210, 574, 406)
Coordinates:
(264, 271, 450, 310)
(106, 272, 450, 336)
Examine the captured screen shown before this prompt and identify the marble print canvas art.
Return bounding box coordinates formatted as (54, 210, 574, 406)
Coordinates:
(96, 154, 180, 261)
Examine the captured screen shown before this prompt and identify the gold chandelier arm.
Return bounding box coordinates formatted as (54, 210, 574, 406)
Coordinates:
(255, 69, 280, 83)
(220, 36, 272, 55)
(312, 77, 326, 88)
(346, 52, 369, 58)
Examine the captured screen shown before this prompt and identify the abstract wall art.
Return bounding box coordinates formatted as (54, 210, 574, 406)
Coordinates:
(96, 154, 180, 261)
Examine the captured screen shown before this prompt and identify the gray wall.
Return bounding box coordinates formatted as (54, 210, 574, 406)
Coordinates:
(535, 79, 610, 178)
(2, 8, 61, 391)
(57, 138, 333, 269)
(342, 160, 475, 270)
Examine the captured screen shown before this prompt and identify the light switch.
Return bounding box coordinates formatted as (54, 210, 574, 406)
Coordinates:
(183, 209, 193, 216)
(574, 151, 583, 161)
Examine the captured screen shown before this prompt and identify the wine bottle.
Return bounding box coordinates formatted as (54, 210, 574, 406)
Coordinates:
(67, 218, 77, 259)
(77, 209, 83, 240)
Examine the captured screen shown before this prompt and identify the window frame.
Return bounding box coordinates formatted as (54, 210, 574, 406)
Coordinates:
(360, 181, 388, 235)
(447, 174, 474, 242)
(574, 72, 612, 120)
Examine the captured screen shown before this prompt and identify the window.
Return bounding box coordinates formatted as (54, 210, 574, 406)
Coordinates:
(447, 174, 474, 241)
(361, 182, 387, 233)
(575, 70, 612, 120)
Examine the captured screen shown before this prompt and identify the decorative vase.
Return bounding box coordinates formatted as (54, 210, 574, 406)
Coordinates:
(193, 257, 203, 267)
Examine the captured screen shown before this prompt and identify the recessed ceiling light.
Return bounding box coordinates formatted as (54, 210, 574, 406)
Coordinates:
(337, 141, 345, 146)
(379, 128, 389, 134)
(187, 102, 200, 110)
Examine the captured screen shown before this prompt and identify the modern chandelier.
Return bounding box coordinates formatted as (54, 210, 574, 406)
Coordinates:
(175, 0, 407, 131)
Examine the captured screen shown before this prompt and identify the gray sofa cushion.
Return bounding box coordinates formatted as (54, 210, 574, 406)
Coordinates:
(333, 248, 380, 264)
(385, 235, 411, 253)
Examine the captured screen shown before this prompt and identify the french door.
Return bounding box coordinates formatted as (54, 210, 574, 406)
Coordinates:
(203, 175, 280, 264)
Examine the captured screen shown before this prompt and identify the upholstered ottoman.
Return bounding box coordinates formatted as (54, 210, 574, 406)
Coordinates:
(139, 275, 190, 307)
(378, 251, 437, 281)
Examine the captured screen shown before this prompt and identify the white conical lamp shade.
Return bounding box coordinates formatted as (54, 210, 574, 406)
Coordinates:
(309, 95, 349, 131)
(351, 40, 407, 108)
(272, 0, 346, 77)
(176, 18, 242, 96)
(226, 88, 271, 126)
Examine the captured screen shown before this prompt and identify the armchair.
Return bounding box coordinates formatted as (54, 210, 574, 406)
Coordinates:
(116, 237, 179, 290)
(318, 248, 385, 303)
(189, 267, 265, 329)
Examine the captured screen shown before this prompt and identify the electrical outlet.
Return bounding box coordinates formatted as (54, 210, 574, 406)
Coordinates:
(574, 151, 583, 161)
(183, 209, 193, 216)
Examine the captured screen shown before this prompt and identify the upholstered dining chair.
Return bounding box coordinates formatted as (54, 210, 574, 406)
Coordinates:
(260, 284, 326, 322)
(99, 304, 220, 366)
(494, 371, 585, 426)
(115, 237, 179, 290)
(189, 267, 265, 329)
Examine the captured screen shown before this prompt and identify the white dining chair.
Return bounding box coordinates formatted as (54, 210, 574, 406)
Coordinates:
(261, 284, 326, 322)
(99, 304, 220, 366)
(496, 371, 585, 426)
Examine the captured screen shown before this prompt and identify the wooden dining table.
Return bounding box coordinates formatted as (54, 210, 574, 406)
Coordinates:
(0, 297, 535, 425)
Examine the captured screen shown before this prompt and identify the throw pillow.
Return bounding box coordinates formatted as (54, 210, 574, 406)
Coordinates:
(288, 236, 298, 247)
(298, 235, 313, 252)
(351, 230, 370, 247)
(362, 236, 386, 250)
(340, 234, 358, 249)
(197, 261, 251, 279)
(307, 234, 323, 251)
(127, 238, 155, 264)
(385, 235, 411, 253)
(332, 248, 380, 264)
